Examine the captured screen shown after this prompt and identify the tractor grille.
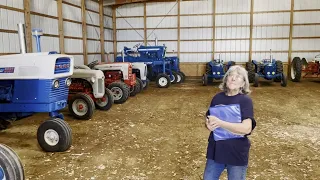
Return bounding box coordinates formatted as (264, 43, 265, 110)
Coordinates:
(47, 78, 69, 101)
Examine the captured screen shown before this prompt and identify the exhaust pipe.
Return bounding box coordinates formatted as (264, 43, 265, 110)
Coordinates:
(17, 23, 27, 54)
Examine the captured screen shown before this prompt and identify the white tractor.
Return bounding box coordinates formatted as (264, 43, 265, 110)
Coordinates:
(68, 65, 114, 120)
(132, 62, 149, 90)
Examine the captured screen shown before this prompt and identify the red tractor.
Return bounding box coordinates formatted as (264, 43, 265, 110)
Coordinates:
(290, 55, 320, 82)
(87, 61, 140, 104)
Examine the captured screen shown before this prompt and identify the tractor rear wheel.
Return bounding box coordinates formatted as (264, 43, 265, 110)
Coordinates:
(291, 57, 302, 82)
(180, 71, 186, 82)
(130, 80, 140, 97)
(175, 71, 183, 83)
(274, 60, 283, 82)
(246, 62, 255, 83)
(95, 88, 114, 111)
(0, 144, 25, 180)
(68, 93, 95, 120)
(281, 73, 287, 87)
(156, 73, 171, 88)
(108, 81, 129, 104)
(169, 72, 178, 84)
(136, 78, 144, 92)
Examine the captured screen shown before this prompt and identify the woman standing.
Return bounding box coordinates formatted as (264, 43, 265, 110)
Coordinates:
(203, 65, 256, 180)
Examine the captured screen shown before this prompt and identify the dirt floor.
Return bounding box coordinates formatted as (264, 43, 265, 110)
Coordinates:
(1, 78, 320, 180)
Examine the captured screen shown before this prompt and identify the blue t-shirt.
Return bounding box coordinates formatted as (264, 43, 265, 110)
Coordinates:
(206, 92, 256, 166)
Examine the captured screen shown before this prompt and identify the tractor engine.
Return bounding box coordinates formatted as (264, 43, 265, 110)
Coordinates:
(104, 71, 124, 85)
(0, 81, 13, 102)
(69, 79, 92, 95)
(303, 61, 320, 74)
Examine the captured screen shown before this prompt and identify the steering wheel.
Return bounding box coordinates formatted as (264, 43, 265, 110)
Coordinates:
(87, 60, 99, 69)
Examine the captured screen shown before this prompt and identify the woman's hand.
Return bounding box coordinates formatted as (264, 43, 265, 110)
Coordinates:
(205, 116, 222, 131)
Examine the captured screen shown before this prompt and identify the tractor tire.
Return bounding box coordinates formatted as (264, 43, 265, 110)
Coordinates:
(156, 73, 171, 88)
(108, 81, 129, 104)
(274, 60, 283, 82)
(143, 78, 149, 90)
(136, 78, 144, 92)
(130, 80, 140, 97)
(175, 71, 183, 84)
(281, 73, 287, 87)
(246, 62, 255, 83)
(206, 63, 211, 73)
(180, 71, 186, 82)
(170, 71, 178, 84)
(95, 88, 114, 111)
(254, 73, 259, 87)
(37, 118, 72, 152)
(291, 57, 302, 82)
(68, 93, 95, 120)
(202, 74, 208, 86)
(0, 144, 25, 180)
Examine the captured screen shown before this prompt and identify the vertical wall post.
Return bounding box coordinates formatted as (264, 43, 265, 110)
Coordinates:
(288, 0, 294, 78)
(57, 0, 64, 54)
(81, 0, 88, 64)
(99, 0, 105, 61)
(24, 0, 32, 52)
(249, 0, 254, 62)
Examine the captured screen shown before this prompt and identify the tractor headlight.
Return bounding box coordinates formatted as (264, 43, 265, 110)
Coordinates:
(267, 72, 270, 75)
(65, 78, 72, 86)
(52, 79, 59, 89)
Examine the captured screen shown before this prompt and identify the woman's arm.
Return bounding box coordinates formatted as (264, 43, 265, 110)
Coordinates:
(207, 116, 252, 135)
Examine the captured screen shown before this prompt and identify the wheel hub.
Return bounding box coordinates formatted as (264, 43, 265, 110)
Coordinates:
(44, 129, 59, 146)
(72, 99, 88, 116)
(159, 77, 168, 86)
(111, 87, 123, 100)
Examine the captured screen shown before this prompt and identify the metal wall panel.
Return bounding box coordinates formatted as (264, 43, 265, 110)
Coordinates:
(31, 0, 58, 16)
(104, 16, 112, 28)
(88, 54, 101, 64)
(87, 26, 100, 39)
(180, 53, 213, 63)
(252, 53, 288, 62)
(292, 39, 320, 51)
(67, 0, 81, 7)
(254, 0, 291, 11)
(180, 0, 213, 14)
(32, 37, 59, 52)
(146, 29, 177, 40)
(86, 11, 99, 26)
(294, 12, 320, 24)
(0, 0, 24, 9)
(293, 25, 320, 37)
(117, 30, 144, 41)
(116, 3, 144, 17)
(104, 7, 112, 17)
(0, 9, 25, 30)
(291, 52, 320, 61)
(146, 2, 178, 15)
(216, 27, 250, 38)
(62, 4, 82, 22)
(116, 18, 144, 28)
(64, 39, 83, 53)
(181, 41, 212, 52)
(146, 17, 177, 28)
(252, 40, 289, 51)
(63, 21, 82, 37)
(180, 15, 212, 27)
(87, 40, 100, 53)
(104, 42, 113, 53)
(215, 40, 250, 51)
(0, 32, 20, 53)
(31, 15, 59, 35)
(117, 42, 140, 51)
(214, 53, 249, 63)
(216, 0, 250, 13)
(253, 13, 290, 25)
(86, 0, 99, 12)
(216, 14, 250, 26)
(104, 29, 113, 41)
(294, 0, 320, 10)
(73, 55, 84, 66)
(180, 28, 212, 40)
(253, 26, 290, 38)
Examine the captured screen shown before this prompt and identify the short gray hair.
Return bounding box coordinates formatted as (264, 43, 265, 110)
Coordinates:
(218, 65, 251, 94)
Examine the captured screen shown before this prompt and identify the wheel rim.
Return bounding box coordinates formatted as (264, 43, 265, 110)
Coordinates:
(110, 87, 123, 100)
(177, 74, 181, 82)
(158, 77, 168, 86)
(170, 74, 175, 82)
(291, 64, 295, 79)
(44, 129, 59, 146)
(96, 96, 107, 107)
(72, 99, 88, 116)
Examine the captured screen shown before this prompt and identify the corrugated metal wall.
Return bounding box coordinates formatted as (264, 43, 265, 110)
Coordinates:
(0, 0, 111, 66)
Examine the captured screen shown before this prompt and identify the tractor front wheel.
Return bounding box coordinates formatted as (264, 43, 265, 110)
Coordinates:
(68, 93, 95, 120)
(136, 78, 144, 92)
(291, 57, 302, 82)
(108, 82, 129, 104)
(274, 60, 283, 82)
(170, 71, 178, 84)
(202, 74, 208, 86)
(130, 80, 140, 97)
(0, 144, 25, 180)
(253, 73, 259, 87)
(37, 118, 72, 152)
(281, 73, 287, 87)
(156, 73, 171, 88)
(95, 88, 114, 111)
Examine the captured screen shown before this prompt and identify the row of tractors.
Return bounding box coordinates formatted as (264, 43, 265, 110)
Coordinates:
(0, 25, 186, 179)
(202, 51, 288, 87)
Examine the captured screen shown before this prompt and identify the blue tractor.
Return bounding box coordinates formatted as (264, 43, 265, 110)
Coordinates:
(116, 44, 183, 88)
(202, 58, 235, 86)
(165, 56, 185, 83)
(246, 52, 287, 87)
(0, 24, 74, 152)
